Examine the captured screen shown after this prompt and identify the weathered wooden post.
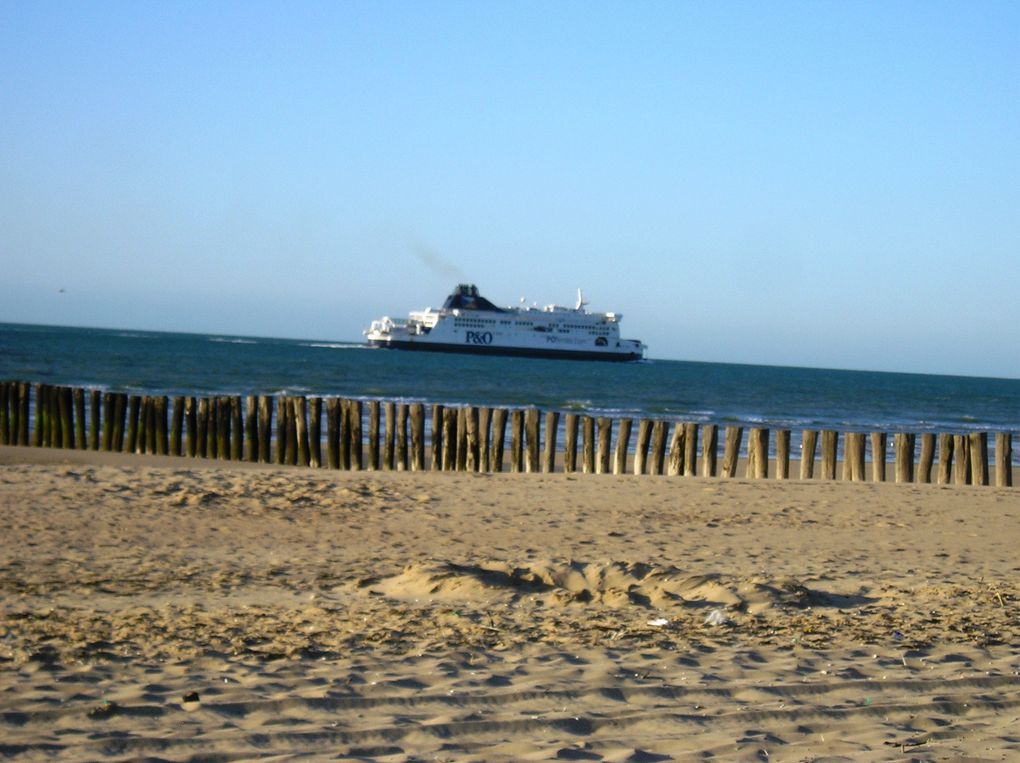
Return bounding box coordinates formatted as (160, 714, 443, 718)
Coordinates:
(244, 396, 258, 462)
(32, 384, 45, 447)
(410, 403, 425, 471)
(383, 402, 396, 470)
(478, 407, 492, 472)
(649, 420, 668, 476)
(819, 431, 838, 480)
(17, 382, 30, 445)
(969, 432, 989, 486)
(285, 397, 300, 465)
(775, 429, 790, 479)
(58, 387, 74, 449)
(490, 407, 507, 472)
(701, 424, 718, 477)
(72, 388, 86, 450)
(798, 430, 817, 479)
(87, 389, 100, 450)
(995, 432, 1013, 488)
(185, 397, 198, 457)
(456, 407, 469, 471)
(747, 428, 769, 479)
(430, 404, 443, 471)
(667, 424, 685, 476)
(0, 383, 8, 445)
(339, 399, 353, 469)
(171, 396, 186, 457)
(917, 433, 935, 484)
(326, 398, 341, 469)
(348, 399, 363, 470)
(722, 426, 742, 478)
(196, 397, 210, 458)
(845, 432, 865, 481)
(111, 393, 126, 452)
(442, 406, 458, 471)
(308, 397, 322, 468)
(229, 396, 242, 461)
(510, 409, 524, 473)
(581, 415, 595, 474)
(364, 400, 379, 470)
(397, 403, 409, 471)
(154, 396, 169, 456)
(135, 395, 149, 454)
(870, 432, 887, 482)
(99, 391, 113, 451)
(614, 418, 632, 475)
(894, 433, 915, 483)
(466, 406, 480, 472)
(218, 397, 231, 461)
(291, 396, 308, 466)
(596, 417, 612, 474)
(255, 396, 271, 463)
(525, 408, 541, 473)
(274, 397, 287, 464)
(563, 413, 579, 473)
(936, 433, 953, 485)
(953, 434, 971, 485)
(543, 411, 559, 473)
(633, 419, 652, 475)
(125, 395, 141, 454)
(683, 423, 699, 477)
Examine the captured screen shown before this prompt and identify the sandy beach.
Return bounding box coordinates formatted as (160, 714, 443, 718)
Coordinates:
(2, 445, 1019, 761)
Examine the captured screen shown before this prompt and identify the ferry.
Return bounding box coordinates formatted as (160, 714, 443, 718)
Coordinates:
(364, 284, 646, 362)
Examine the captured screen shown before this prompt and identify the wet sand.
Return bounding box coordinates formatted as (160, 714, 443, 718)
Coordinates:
(2, 445, 1019, 760)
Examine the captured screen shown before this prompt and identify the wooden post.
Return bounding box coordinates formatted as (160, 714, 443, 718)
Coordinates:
(953, 434, 971, 485)
(218, 397, 231, 461)
(111, 393, 126, 452)
(135, 395, 150, 454)
(326, 398, 341, 469)
(244, 396, 258, 462)
(430, 404, 443, 471)
(366, 400, 380, 470)
(466, 406, 479, 472)
(18, 383, 29, 445)
(845, 432, 865, 481)
(870, 432, 887, 482)
(510, 409, 524, 473)
(274, 397, 287, 464)
(820, 431, 838, 480)
(125, 395, 141, 454)
(154, 396, 168, 456)
(308, 397, 322, 468)
(917, 433, 935, 484)
(614, 418, 632, 475)
(747, 428, 769, 479)
(490, 407, 507, 472)
(456, 406, 469, 471)
(339, 400, 352, 469)
(649, 420, 668, 476)
(667, 424, 685, 477)
(99, 391, 113, 451)
(147, 396, 160, 455)
(722, 426, 742, 478)
(195, 397, 209, 458)
(397, 403, 409, 471)
(682, 423, 699, 477)
(563, 413, 579, 473)
(0, 383, 8, 445)
(525, 408, 540, 473)
(894, 433, 915, 483)
(292, 397, 309, 466)
(969, 432, 989, 486)
(633, 419, 652, 475)
(775, 429, 790, 479)
(258, 395, 273, 464)
(32, 384, 44, 447)
(478, 407, 491, 472)
(348, 399, 363, 470)
(86, 389, 100, 450)
(543, 410, 559, 473)
(995, 432, 1013, 488)
(185, 397, 197, 457)
(410, 403, 425, 471)
(800, 430, 817, 479)
(442, 406, 458, 471)
(229, 396, 242, 461)
(596, 417, 612, 474)
(72, 388, 86, 450)
(171, 396, 186, 457)
(936, 433, 953, 485)
(285, 397, 299, 465)
(383, 402, 396, 470)
(58, 387, 74, 449)
(701, 424, 718, 477)
(581, 415, 595, 474)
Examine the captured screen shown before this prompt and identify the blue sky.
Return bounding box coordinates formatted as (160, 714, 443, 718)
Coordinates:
(2, 1, 1018, 377)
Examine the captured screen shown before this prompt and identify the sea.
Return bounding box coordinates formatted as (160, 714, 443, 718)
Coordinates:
(2, 322, 1019, 461)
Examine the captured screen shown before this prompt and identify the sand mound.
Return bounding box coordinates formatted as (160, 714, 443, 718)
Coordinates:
(366, 559, 813, 614)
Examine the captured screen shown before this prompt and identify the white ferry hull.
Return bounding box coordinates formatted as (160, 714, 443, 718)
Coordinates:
(366, 336, 644, 362)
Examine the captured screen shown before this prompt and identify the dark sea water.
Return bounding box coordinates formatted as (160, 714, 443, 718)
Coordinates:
(4, 323, 1019, 443)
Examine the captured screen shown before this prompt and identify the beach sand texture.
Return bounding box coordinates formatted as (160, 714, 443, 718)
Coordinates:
(2, 446, 1020, 760)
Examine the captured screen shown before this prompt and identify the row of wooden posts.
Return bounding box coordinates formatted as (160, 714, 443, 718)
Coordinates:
(0, 381, 1014, 487)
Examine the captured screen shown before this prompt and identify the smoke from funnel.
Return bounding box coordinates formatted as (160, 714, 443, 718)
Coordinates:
(413, 243, 466, 281)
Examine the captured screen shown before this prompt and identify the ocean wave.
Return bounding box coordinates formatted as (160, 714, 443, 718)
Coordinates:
(301, 342, 368, 350)
(209, 337, 258, 345)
